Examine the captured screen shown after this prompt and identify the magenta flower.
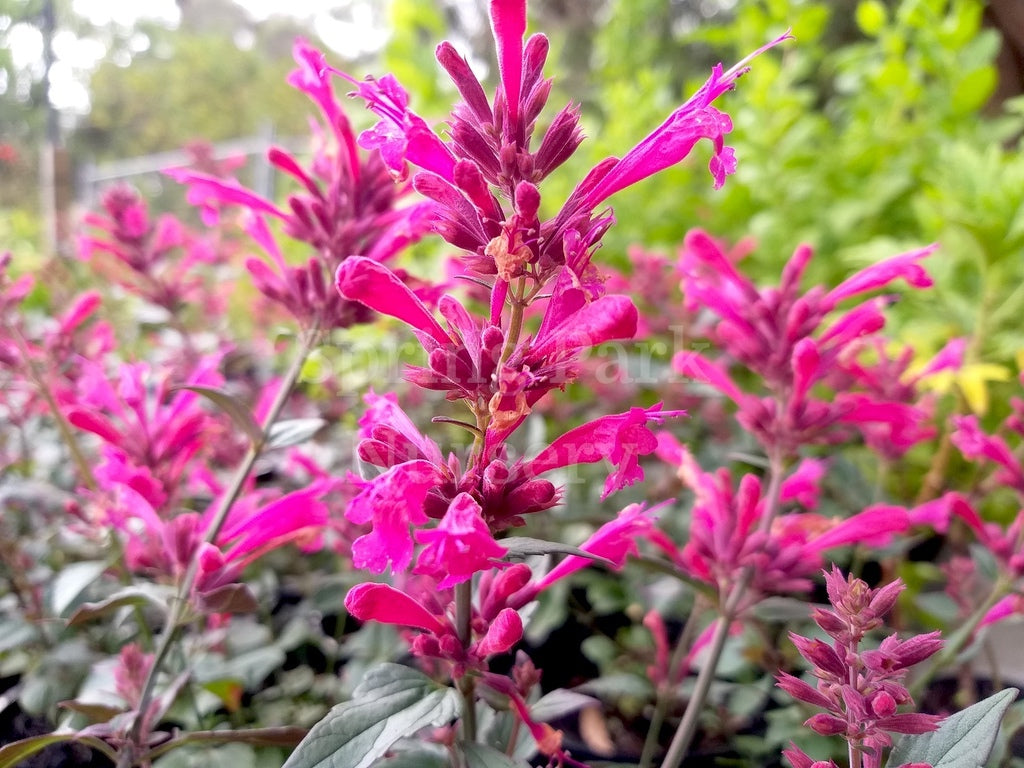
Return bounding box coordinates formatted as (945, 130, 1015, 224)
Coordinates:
(509, 501, 664, 608)
(89, 481, 328, 606)
(334, 0, 787, 291)
(344, 575, 524, 669)
(674, 229, 938, 455)
(66, 357, 225, 511)
(167, 39, 434, 330)
(337, 255, 640, 431)
(348, 389, 675, 575)
(653, 436, 946, 601)
(78, 184, 224, 315)
(777, 568, 943, 768)
(414, 492, 509, 589)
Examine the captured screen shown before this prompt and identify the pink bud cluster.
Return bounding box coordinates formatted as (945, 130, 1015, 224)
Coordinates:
(778, 567, 943, 768)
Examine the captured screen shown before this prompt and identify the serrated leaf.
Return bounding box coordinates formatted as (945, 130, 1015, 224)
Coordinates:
(501, 537, 614, 567)
(267, 418, 327, 449)
(530, 689, 599, 723)
(281, 663, 459, 768)
(886, 687, 1019, 768)
(50, 561, 107, 617)
(176, 385, 262, 445)
(460, 742, 530, 768)
(68, 584, 174, 627)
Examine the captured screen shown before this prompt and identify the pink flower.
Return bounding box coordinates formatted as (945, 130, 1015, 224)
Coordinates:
(335, 1, 785, 288)
(414, 493, 509, 589)
(345, 460, 441, 574)
(521, 404, 683, 499)
(777, 568, 943, 766)
(673, 230, 938, 455)
(168, 40, 433, 330)
(509, 502, 664, 608)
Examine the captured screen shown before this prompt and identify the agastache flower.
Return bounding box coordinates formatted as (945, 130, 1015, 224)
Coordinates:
(674, 230, 938, 455)
(78, 184, 224, 316)
(335, 1, 788, 288)
(652, 436, 948, 603)
(168, 39, 434, 330)
(348, 389, 675, 575)
(777, 567, 943, 768)
(66, 356, 226, 511)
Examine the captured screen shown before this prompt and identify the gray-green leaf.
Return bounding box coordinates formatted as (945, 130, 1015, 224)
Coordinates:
(281, 663, 459, 768)
(886, 687, 1019, 768)
(460, 742, 531, 768)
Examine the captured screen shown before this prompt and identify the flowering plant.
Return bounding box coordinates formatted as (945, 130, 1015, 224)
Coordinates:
(1, 1, 1022, 768)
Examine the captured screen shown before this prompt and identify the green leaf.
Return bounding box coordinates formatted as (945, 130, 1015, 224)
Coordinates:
(68, 584, 174, 627)
(0, 733, 115, 768)
(176, 385, 262, 445)
(530, 689, 599, 723)
(49, 561, 107, 617)
(459, 742, 530, 768)
(855, 0, 887, 35)
(281, 663, 459, 768)
(952, 67, 998, 114)
(267, 418, 327, 449)
(886, 687, 1019, 768)
(375, 750, 448, 768)
(501, 537, 614, 567)
(196, 583, 261, 614)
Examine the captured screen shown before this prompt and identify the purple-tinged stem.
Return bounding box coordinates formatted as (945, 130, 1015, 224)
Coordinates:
(660, 448, 786, 768)
(118, 323, 319, 768)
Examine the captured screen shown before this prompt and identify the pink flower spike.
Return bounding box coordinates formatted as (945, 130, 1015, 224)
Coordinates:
(581, 31, 791, 205)
(345, 582, 448, 635)
(824, 244, 937, 308)
(336, 257, 450, 345)
(414, 492, 509, 589)
(490, 0, 527, 132)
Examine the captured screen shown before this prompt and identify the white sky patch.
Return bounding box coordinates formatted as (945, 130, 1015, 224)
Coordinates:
(12, 0, 387, 112)
(71, 0, 180, 28)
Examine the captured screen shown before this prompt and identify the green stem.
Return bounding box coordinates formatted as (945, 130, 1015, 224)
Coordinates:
(119, 325, 318, 766)
(498, 278, 526, 368)
(455, 580, 477, 742)
(910, 574, 1011, 698)
(660, 449, 786, 768)
(638, 597, 708, 768)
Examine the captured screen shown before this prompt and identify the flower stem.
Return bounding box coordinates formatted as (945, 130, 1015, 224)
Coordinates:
(119, 325, 318, 766)
(638, 597, 707, 768)
(660, 449, 786, 768)
(6, 322, 98, 491)
(455, 579, 477, 742)
(910, 574, 1011, 698)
